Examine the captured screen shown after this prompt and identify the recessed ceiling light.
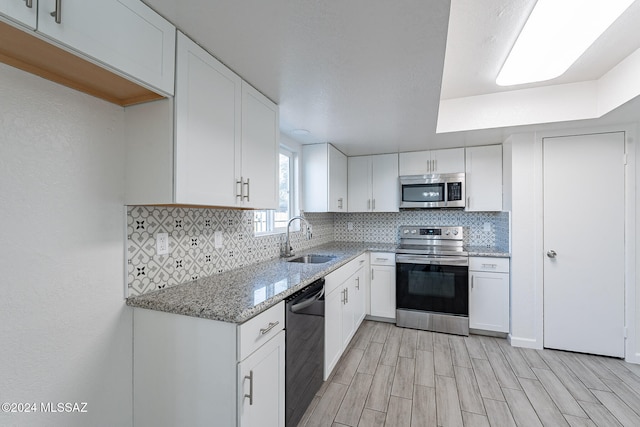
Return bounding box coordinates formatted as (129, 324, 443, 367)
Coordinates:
(291, 129, 310, 136)
(496, 0, 634, 86)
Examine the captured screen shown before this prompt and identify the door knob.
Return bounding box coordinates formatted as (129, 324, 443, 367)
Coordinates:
(547, 250, 557, 258)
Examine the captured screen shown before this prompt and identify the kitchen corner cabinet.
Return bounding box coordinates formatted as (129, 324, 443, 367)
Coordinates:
(1, 0, 37, 29)
(34, 0, 176, 95)
(399, 147, 465, 175)
(469, 257, 510, 333)
(348, 153, 399, 212)
(465, 144, 503, 211)
(302, 143, 348, 212)
(369, 252, 396, 319)
(125, 32, 278, 209)
(133, 302, 285, 427)
(324, 254, 367, 379)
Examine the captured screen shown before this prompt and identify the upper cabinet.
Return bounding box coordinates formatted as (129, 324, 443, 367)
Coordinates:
(1, 0, 37, 29)
(36, 0, 176, 95)
(465, 145, 503, 211)
(348, 154, 399, 212)
(399, 148, 465, 175)
(125, 32, 278, 209)
(302, 143, 348, 212)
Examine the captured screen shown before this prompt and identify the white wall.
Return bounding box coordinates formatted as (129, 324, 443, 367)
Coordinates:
(0, 64, 132, 426)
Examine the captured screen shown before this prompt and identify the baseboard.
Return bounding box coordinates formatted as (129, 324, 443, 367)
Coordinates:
(508, 335, 542, 349)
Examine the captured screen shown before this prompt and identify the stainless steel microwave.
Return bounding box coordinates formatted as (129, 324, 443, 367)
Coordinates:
(399, 173, 466, 209)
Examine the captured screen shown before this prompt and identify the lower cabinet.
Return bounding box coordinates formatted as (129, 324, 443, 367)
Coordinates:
(469, 257, 510, 333)
(369, 252, 396, 320)
(324, 254, 367, 379)
(133, 301, 285, 427)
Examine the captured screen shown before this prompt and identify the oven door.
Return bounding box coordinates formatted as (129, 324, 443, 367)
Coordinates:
(396, 254, 469, 316)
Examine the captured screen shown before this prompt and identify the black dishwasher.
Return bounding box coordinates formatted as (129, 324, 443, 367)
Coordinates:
(285, 278, 325, 427)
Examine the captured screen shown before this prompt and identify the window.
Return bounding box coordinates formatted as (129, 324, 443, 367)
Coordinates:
(254, 147, 296, 234)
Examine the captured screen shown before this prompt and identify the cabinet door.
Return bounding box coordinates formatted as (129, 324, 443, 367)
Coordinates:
(372, 153, 399, 212)
(328, 145, 348, 211)
(37, 0, 175, 94)
(324, 287, 343, 379)
(399, 150, 431, 175)
(174, 33, 241, 206)
(353, 268, 367, 327)
(241, 82, 279, 209)
(347, 156, 371, 212)
(239, 330, 285, 427)
(370, 265, 396, 319)
(432, 148, 465, 173)
(1, 0, 37, 29)
(466, 145, 503, 211)
(469, 272, 509, 333)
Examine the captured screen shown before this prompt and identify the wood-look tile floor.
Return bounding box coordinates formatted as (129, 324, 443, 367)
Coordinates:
(298, 320, 640, 427)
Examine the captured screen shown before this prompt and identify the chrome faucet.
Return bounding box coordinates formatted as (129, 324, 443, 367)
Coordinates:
(284, 216, 313, 257)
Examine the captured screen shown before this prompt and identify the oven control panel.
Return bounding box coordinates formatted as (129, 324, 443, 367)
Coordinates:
(399, 226, 464, 240)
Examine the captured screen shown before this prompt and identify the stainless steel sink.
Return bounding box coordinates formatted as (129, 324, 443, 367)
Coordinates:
(287, 254, 336, 264)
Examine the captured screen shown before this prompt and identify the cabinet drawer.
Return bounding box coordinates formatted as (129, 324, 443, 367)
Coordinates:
(469, 257, 509, 273)
(370, 252, 395, 266)
(325, 254, 367, 294)
(238, 301, 284, 361)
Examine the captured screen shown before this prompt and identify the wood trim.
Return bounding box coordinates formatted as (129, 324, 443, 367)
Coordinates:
(0, 20, 165, 106)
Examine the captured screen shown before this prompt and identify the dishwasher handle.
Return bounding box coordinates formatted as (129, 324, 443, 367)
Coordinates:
(291, 288, 324, 313)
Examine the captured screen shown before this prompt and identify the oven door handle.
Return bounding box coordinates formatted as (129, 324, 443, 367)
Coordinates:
(395, 254, 469, 266)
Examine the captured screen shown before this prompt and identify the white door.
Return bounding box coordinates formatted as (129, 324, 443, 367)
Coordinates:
(174, 33, 241, 206)
(372, 153, 399, 212)
(328, 145, 348, 211)
(347, 156, 371, 212)
(370, 265, 396, 319)
(241, 81, 278, 209)
(37, 0, 175, 94)
(324, 287, 343, 379)
(1, 0, 37, 29)
(431, 147, 465, 173)
(465, 145, 502, 212)
(543, 132, 625, 357)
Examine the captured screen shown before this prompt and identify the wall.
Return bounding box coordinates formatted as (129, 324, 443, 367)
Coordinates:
(0, 64, 132, 427)
(128, 209, 334, 296)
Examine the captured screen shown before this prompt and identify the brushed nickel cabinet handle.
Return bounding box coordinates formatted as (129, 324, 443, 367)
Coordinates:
(244, 371, 254, 405)
(243, 178, 250, 201)
(236, 177, 243, 199)
(25, 0, 33, 8)
(50, 0, 62, 23)
(259, 321, 279, 335)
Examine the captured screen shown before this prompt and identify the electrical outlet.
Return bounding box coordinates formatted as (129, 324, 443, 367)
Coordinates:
(483, 222, 491, 232)
(214, 231, 223, 249)
(347, 222, 354, 231)
(156, 233, 169, 255)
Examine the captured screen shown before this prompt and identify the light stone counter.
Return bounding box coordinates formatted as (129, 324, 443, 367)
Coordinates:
(126, 242, 397, 324)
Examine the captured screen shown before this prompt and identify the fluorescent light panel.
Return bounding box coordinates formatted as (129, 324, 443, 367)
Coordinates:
(496, 0, 635, 86)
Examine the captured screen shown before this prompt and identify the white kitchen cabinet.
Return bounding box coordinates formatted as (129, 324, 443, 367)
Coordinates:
(302, 143, 348, 212)
(133, 301, 285, 427)
(36, 0, 175, 95)
(348, 153, 399, 212)
(399, 148, 465, 175)
(125, 32, 278, 209)
(466, 144, 503, 211)
(369, 252, 396, 320)
(469, 257, 509, 333)
(1, 0, 37, 29)
(324, 254, 367, 378)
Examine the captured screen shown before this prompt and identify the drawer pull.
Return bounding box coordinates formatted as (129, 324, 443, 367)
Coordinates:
(259, 321, 279, 335)
(482, 264, 497, 269)
(244, 370, 254, 405)
(375, 258, 388, 262)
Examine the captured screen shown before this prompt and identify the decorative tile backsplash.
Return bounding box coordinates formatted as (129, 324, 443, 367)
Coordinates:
(127, 206, 509, 296)
(127, 207, 334, 296)
(334, 210, 510, 249)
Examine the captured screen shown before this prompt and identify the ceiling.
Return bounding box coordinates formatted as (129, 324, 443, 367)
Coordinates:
(143, 0, 640, 155)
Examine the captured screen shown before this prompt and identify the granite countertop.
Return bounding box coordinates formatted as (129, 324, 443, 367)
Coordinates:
(126, 242, 397, 324)
(465, 246, 511, 258)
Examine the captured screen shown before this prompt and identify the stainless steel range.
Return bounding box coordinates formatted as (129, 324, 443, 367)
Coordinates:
(395, 226, 469, 336)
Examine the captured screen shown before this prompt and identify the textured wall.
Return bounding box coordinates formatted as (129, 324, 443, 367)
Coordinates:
(0, 64, 132, 427)
(127, 208, 334, 296)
